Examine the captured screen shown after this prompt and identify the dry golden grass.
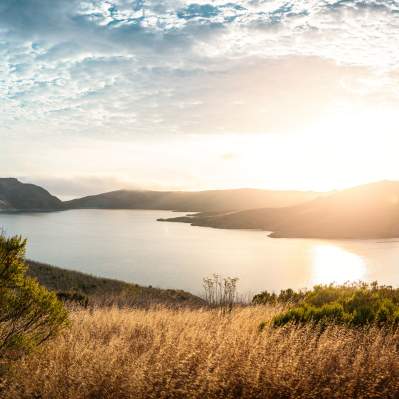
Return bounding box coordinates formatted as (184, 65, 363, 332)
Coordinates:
(2, 305, 399, 399)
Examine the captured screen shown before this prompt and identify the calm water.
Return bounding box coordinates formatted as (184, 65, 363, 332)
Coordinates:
(1, 209, 399, 295)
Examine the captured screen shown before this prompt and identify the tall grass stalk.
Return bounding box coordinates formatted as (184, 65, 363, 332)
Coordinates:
(203, 274, 238, 313)
(2, 305, 399, 398)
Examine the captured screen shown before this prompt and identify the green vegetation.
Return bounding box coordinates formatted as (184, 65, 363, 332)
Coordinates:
(0, 235, 68, 360)
(255, 283, 399, 327)
(253, 287, 306, 305)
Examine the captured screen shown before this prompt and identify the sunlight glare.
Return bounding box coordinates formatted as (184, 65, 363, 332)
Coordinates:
(311, 244, 366, 285)
(242, 106, 399, 191)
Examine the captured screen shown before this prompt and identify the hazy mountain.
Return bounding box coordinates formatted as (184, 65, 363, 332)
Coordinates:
(64, 188, 320, 212)
(162, 181, 399, 239)
(4, 177, 399, 238)
(0, 178, 63, 211)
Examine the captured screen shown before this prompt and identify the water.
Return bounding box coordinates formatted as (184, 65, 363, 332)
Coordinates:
(1, 209, 399, 296)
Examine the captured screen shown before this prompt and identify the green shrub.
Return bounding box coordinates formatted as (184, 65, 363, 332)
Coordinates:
(253, 287, 306, 305)
(0, 235, 68, 359)
(255, 283, 399, 328)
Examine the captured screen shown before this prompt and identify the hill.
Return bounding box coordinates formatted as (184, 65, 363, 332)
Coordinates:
(0, 178, 63, 211)
(64, 188, 319, 212)
(161, 181, 399, 239)
(4, 177, 399, 238)
(26, 260, 203, 307)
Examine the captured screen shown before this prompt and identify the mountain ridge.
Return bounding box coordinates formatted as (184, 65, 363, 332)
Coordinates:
(63, 187, 320, 212)
(0, 178, 63, 211)
(3, 177, 399, 239)
(161, 180, 399, 239)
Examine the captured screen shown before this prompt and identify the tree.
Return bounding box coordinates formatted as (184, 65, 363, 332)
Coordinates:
(0, 235, 68, 359)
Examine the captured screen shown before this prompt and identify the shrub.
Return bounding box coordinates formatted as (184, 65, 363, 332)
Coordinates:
(252, 290, 277, 305)
(256, 283, 399, 328)
(0, 235, 68, 359)
(253, 287, 306, 305)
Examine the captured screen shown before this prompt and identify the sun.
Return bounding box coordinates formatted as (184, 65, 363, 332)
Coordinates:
(310, 244, 367, 285)
(264, 106, 398, 192)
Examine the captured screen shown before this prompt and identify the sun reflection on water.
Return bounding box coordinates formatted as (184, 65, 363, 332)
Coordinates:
(311, 244, 366, 285)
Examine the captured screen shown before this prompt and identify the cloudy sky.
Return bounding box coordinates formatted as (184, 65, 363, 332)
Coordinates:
(1, 0, 399, 198)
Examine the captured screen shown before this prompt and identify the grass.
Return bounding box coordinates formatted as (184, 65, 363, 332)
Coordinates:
(5, 259, 399, 397)
(26, 260, 203, 307)
(2, 305, 399, 398)
(26, 260, 135, 295)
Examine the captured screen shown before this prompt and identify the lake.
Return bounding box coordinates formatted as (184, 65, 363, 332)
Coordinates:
(1, 209, 399, 296)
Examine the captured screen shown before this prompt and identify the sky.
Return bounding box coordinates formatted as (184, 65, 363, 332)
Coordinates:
(1, 0, 399, 199)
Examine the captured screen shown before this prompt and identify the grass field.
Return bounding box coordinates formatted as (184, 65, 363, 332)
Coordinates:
(2, 305, 399, 399)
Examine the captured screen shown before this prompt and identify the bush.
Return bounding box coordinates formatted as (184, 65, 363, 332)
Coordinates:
(255, 283, 399, 328)
(0, 235, 68, 359)
(253, 287, 306, 305)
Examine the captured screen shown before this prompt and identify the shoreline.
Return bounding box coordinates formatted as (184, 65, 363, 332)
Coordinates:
(3, 208, 399, 240)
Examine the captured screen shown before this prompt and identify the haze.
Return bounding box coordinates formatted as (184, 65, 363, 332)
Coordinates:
(2, 0, 399, 198)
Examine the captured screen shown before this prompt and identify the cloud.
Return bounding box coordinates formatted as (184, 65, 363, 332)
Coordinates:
(1, 0, 399, 138)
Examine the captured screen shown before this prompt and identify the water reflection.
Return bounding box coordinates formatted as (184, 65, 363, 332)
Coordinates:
(311, 244, 366, 285)
(3, 210, 399, 293)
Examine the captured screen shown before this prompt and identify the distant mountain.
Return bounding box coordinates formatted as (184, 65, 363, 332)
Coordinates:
(4, 177, 399, 238)
(162, 181, 399, 239)
(64, 188, 319, 212)
(0, 178, 63, 211)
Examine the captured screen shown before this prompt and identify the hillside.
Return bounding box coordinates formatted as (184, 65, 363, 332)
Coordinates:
(161, 181, 399, 239)
(64, 188, 319, 212)
(0, 178, 320, 213)
(0, 178, 63, 211)
(27, 260, 203, 307)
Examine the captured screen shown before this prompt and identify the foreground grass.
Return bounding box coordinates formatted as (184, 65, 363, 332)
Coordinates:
(2, 306, 399, 399)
